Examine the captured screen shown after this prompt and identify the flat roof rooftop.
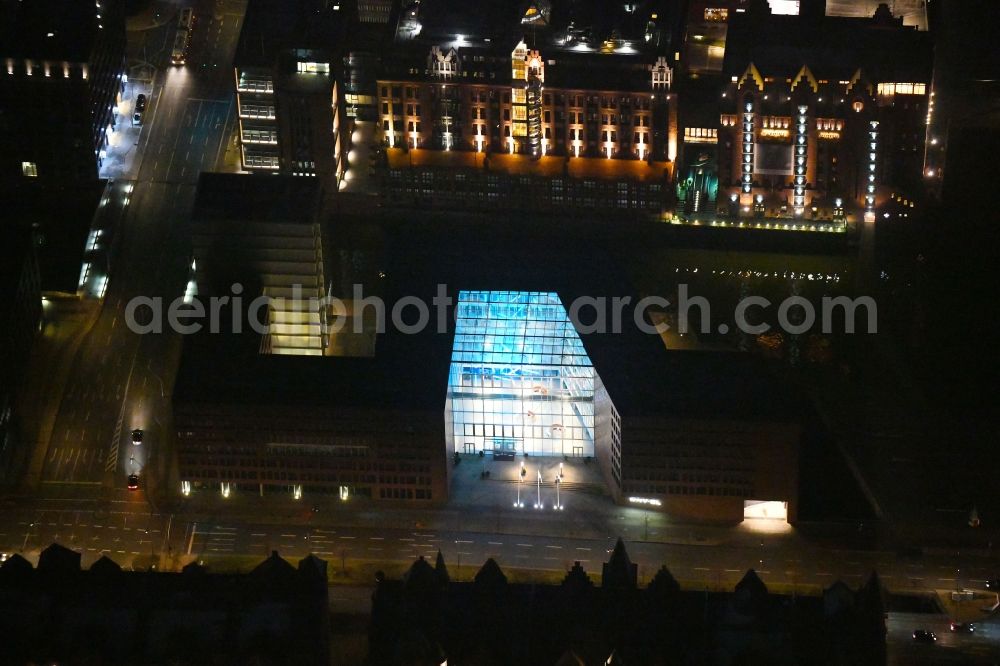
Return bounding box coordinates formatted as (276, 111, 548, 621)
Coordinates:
(4, 181, 104, 293)
(175, 212, 801, 423)
(0, 0, 102, 61)
(236, 0, 346, 67)
(722, 6, 932, 82)
(192, 173, 320, 223)
(395, 0, 676, 57)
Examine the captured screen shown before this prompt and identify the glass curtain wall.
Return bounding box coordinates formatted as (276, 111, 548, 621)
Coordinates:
(448, 291, 595, 457)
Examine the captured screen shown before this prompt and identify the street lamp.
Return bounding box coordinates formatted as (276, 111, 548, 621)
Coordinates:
(554, 476, 563, 510)
(515, 462, 525, 507)
(534, 470, 542, 509)
(22, 522, 34, 551)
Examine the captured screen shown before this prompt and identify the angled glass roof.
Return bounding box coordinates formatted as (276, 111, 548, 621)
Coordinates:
(448, 291, 595, 457)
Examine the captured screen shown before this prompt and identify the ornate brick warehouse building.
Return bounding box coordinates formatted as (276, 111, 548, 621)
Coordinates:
(372, 0, 683, 216)
(672, 0, 932, 230)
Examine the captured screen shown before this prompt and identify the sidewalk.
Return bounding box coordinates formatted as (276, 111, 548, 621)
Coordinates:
(165, 456, 747, 549)
(99, 77, 153, 182)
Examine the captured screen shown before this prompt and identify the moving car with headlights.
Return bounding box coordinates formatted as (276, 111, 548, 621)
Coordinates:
(170, 30, 189, 65)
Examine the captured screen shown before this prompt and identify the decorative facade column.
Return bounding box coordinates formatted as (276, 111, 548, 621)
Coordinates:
(865, 119, 878, 213)
(741, 100, 755, 196)
(793, 104, 808, 214)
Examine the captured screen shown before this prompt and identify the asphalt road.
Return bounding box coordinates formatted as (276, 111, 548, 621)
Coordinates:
(8, 496, 999, 662)
(888, 613, 1000, 665)
(4, 494, 1000, 594)
(39, 0, 245, 491)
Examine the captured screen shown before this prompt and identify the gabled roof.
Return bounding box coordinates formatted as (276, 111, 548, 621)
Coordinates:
(0, 552, 33, 575)
(790, 65, 819, 94)
(90, 555, 123, 576)
(38, 542, 81, 574)
(403, 555, 437, 590)
(738, 62, 765, 92)
(298, 554, 328, 581)
(474, 558, 508, 590)
(601, 537, 638, 589)
(251, 550, 296, 580)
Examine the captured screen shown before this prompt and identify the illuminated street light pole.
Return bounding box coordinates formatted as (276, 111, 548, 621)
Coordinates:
(516, 461, 525, 508)
(22, 522, 34, 551)
(555, 476, 563, 510)
(534, 470, 542, 509)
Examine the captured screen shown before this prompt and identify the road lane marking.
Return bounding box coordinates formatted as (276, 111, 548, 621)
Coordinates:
(516, 544, 532, 548)
(488, 541, 503, 545)
(456, 540, 473, 544)
(545, 545, 562, 550)
(369, 537, 384, 541)
(575, 547, 591, 551)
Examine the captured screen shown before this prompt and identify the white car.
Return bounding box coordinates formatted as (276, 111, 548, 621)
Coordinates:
(131, 429, 143, 445)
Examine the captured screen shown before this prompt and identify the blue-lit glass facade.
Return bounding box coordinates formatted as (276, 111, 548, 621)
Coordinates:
(448, 291, 596, 457)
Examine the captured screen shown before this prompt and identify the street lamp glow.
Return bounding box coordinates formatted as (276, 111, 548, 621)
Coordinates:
(534, 469, 542, 509)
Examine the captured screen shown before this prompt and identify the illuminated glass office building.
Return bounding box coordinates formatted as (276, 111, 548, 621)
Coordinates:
(447, 291, 598, 458)
(174, 218, 802, 522)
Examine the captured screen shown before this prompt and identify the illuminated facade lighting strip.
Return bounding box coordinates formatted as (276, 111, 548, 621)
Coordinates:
(866, 120, 878, 212)
(793, 105, 808, 213)
(741, 101, 754, 194)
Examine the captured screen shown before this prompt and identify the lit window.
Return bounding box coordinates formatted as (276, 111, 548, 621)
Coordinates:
(297, 61, 329, 74)
(22, 161, 38, 177)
